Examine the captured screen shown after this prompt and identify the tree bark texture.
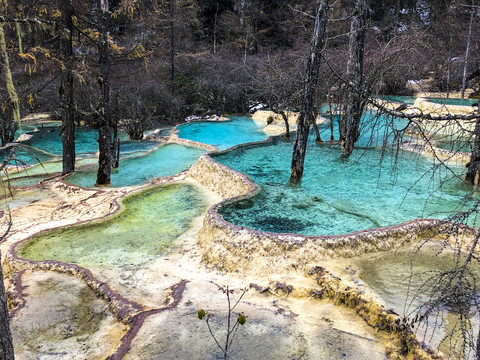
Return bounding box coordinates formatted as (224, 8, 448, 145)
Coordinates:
(0, 26, 20, 125)
(96, 0, 112, 186)
(289, 0, 328, 184)
(461, 8, 474, 99)
(466, 102, 480, 186)
(0, 252, 14, 360)
(280, 112, 290, 140)
(340, 0, 367, 158)
(60, 0, 76, 175)
(169, 0, 175, 83)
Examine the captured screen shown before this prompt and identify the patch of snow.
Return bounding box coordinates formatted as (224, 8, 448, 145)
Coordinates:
(397, 22, 408, 33)
(185, 115, 202, 122)
(16, 133, 33, 142)
(416, 0, 431, 25)
(248, 101, 266, 113)
(184, 114, 220, 122)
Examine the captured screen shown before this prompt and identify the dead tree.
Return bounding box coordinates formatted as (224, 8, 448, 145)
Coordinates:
(0, 26, 19, 146)
(289, 0, 328, 184)
(339, 0, 367, 159)
(60, 0, 76, 175)
(0, 151, 16, 360)
(0, 250, 13, 360)
(96, 0, 112, 186)
(466, 103, 480, 186)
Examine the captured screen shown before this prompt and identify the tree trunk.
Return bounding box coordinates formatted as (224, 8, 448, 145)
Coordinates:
(280, 112, 290, 140)
(111, 120, 119, 169)
(476, 320, 480, 360)
(60, 0, 76, 175)
(169, 0, 175, 83)
(96, 0, 112, 186)
(0, 26, 20, 125)
(0, 252, 14, 360)
(289, 0, 328, 184)
(311, 109, 322, 143)
(461, 9, 474, 99)
(15, 23, 22, 55)
(340, 0, 367, 159)
(270, 106, 290, 140)
(466, 103, 480, 186)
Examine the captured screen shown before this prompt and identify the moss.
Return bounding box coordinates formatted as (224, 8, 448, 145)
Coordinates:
(0, 25, 21, 123)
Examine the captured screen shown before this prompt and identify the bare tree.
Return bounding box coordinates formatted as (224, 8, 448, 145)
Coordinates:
(289, 0, 328, 185)
(339, 0, 367, 159)
(0, 249, 14, 360)
(59, 0, 76, 175)
(96, 0, 113, 186)
(465, 103, 480, 186)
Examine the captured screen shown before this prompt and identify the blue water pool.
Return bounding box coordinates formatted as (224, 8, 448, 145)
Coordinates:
(428, 98, 477, 106)
(212, 139, 474, 236)
(65, 143, 205, 187)
(375, 95, 417, 105)
(177, 116, 267, 149)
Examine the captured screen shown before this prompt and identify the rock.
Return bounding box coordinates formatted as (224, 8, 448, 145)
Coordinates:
(249, 283, 270, 293)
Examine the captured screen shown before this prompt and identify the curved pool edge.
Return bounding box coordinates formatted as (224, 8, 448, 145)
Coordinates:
(3, 173, 192, 323)
(306, 266, 443, 360)
(187, 139, 476, 275)
(188, 150, 455, 359)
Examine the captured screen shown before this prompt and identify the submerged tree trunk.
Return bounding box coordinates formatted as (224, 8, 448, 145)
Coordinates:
(466, 103, 480, 186)
(112, 120, 119, 169)
(311, 109, 322, 143)
(340, 0, 367, 159)
(461, 8, 474, 99)
(0, 251, 14, 360)
(96, 0, 112, 186)
(60, 0, 76, 175)
(280, 112, 290, 140)
(289, 0, 328, 184)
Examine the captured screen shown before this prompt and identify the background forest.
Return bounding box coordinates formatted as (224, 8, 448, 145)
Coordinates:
(1, 1, 480, 359)
(0, 0, 479, 131)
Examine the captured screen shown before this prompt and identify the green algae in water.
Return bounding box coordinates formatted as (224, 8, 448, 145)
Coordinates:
(213, 140, 475, 235)
(17, 183, 207, 269)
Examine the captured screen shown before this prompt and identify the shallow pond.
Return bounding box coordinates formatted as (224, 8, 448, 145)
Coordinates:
(428, 98, 477, 106)
(434, 134, 472, 153)
(11, 270, 126, 359)
(329, 241, 480, 357)
(17, 183, 207, 269)
(376, 95, 417, 105)
(213, 139, 474, 235)
(65, 144, 205, 188)
(177, 116, 267, 149)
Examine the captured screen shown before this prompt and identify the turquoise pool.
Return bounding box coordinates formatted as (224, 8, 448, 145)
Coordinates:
(375, 95, 417, 105)
(18, 183, 207, 269)
(428, 98, 477, 106)
(65, 144, 205, 187)
(177, 116, 267, 149)
(212, 139, 474, 236)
